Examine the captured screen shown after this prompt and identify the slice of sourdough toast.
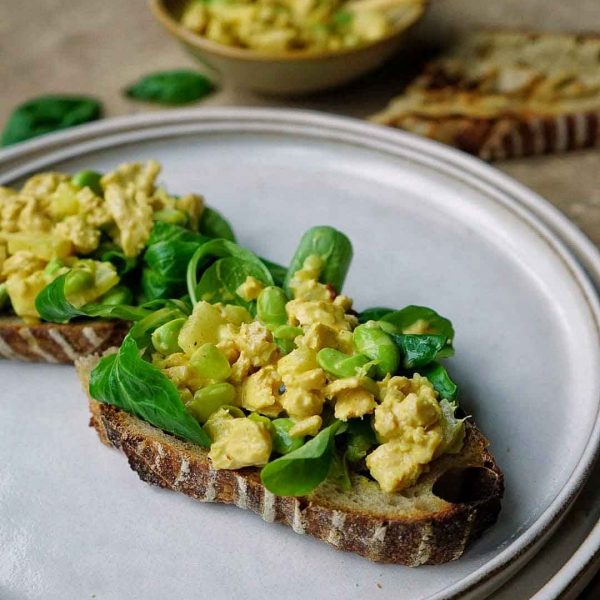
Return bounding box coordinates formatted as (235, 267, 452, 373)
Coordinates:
(372, 31, 600, 160)
(0, 318, 129, 364)
(76, 354, 504, 565)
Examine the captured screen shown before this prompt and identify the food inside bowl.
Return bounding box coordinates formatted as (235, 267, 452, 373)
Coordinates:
(180, 0, 407, 53)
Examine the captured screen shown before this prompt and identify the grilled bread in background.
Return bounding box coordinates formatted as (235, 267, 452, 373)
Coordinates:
(76, 354, 504, 566)
(372, 31, 600, 160)
(0, 318, 128, 363)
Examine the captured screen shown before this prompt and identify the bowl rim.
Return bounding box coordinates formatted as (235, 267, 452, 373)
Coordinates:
(149, 0, 427, 62)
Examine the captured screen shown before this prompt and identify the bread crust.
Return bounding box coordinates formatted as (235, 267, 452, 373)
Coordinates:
(78, 356, 504, 565)
(371, 31, 600, 160)
(0, 318, 129, 364)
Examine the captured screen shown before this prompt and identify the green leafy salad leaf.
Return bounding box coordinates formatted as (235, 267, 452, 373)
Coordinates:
(381, 305, 454, 341)
(186, 239, 274, 305)
(392, 333, 454, 369)
(35, 273, 151, 323)
(284, 226, 353, 296)
(260, 420, 344, 496)
(420, 362, 458, 401)
(2, 95, 102, 146)
(89, 335, 210, 447)
(125, 70, 214, 105)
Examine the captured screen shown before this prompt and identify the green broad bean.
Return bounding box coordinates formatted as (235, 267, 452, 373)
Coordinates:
(271, 418, 305, 455)
(64, 268, 94, 295)
(189, 343, 231, 380)
(72, 170, 102, 195)
(151, 317, 186, 355)
(274, 338, 295, 355)
(188, 382, 237, 423)
(97, 285, 133, 306)
(352, 323, 400, 378)
(316, 348, 371, 378)
(257, 286, 288, 329)
(221, 405, 245, 418)
(273, 324, 302, 340)
(154, 208, 189, 227)
(248, 413, 273, 432)
(44, 258, 65, 277)
(0, 283, 8, 309)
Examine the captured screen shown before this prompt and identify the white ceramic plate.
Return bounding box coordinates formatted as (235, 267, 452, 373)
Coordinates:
(1, 109, 600, 600)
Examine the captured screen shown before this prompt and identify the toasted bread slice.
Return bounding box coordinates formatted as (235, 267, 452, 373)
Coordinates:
(76, 354, 504, 565)
(0, 318, 129, 364)
(372, 31, 600, 160)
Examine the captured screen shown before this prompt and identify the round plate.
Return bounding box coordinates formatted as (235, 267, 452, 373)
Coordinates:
(1, 109, 600, 600)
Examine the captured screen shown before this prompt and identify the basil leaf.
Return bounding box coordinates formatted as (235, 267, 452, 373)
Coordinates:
(284, 226, 353, 295)
(35, 273, 150, 323)
(89, 335, 210, 447)
(125, 70, 214, 105)
(392, 333, 453, 369)
(260, 421, 342, 496)
(2, 95, 102, 146)
(358, 306, 394, 324)
(381, 305, 454, 342)
(420, 362, 458, 402)
(187, 239, 273, 305)
(199, 207, 236, 242)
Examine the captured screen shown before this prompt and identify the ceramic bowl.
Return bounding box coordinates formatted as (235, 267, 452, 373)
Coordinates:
(149, 0, 426, 95)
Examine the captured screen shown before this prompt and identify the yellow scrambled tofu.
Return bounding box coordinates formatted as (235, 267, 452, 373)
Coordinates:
(152, 254, 464, 494)
(0, 161, 204, 322)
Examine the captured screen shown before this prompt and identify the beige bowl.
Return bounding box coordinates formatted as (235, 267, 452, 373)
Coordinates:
(149, 0, 427, 95)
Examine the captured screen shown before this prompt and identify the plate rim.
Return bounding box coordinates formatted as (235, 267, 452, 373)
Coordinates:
(1, 107, 600, 600)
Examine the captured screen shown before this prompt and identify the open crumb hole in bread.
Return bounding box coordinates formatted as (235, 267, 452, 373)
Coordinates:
(432, 466, 498, 504)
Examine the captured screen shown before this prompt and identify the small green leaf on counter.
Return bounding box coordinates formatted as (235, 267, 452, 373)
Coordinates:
(2, 95, 102, 146)
(125, 70, 214, 105)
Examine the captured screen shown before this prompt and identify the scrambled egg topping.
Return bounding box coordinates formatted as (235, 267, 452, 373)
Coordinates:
(0, 161, 203, 322)
(154, 255, 463, 492)
(179, 0, 411, 54)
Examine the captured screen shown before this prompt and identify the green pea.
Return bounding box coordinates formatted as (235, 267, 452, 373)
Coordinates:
(97, 285, 133, 306)
(189, 343, 231, 381)
(0, 283, 8, 309)
(272, 418, 304, 455)
(188, 382, 237, 423)
(44, 258, 65, 277)
(72, 170, 102, 195)
(248, 412, 273, 432)
(154, 208, 189, 227)
(316, 348, 371, 378)
(151, 317, 186, 355)
(64, 268, 94, 295)
(257, 286, 288, 329)
(353, 323, 400, 378)
(272, 324, 303, 340)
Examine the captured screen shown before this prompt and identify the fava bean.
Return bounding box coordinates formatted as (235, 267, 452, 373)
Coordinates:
(316, 348, 371, 378)
(64, 268, 94, 295)
(188, 382, 237, 423)
(151, 317, 186, 355)
(154, 208, 189, 227)
(44, 258, 65, 277)
(98, 285, 133, 306)
(189, 343, 231, 380)
(272, 324, 302, 340)
(271, 418, 304, 455)
(352, 323, 400, 378)
(72, 170, 102, 195)
(257, 286, 288, 329)
(248, 412, 273, 432)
